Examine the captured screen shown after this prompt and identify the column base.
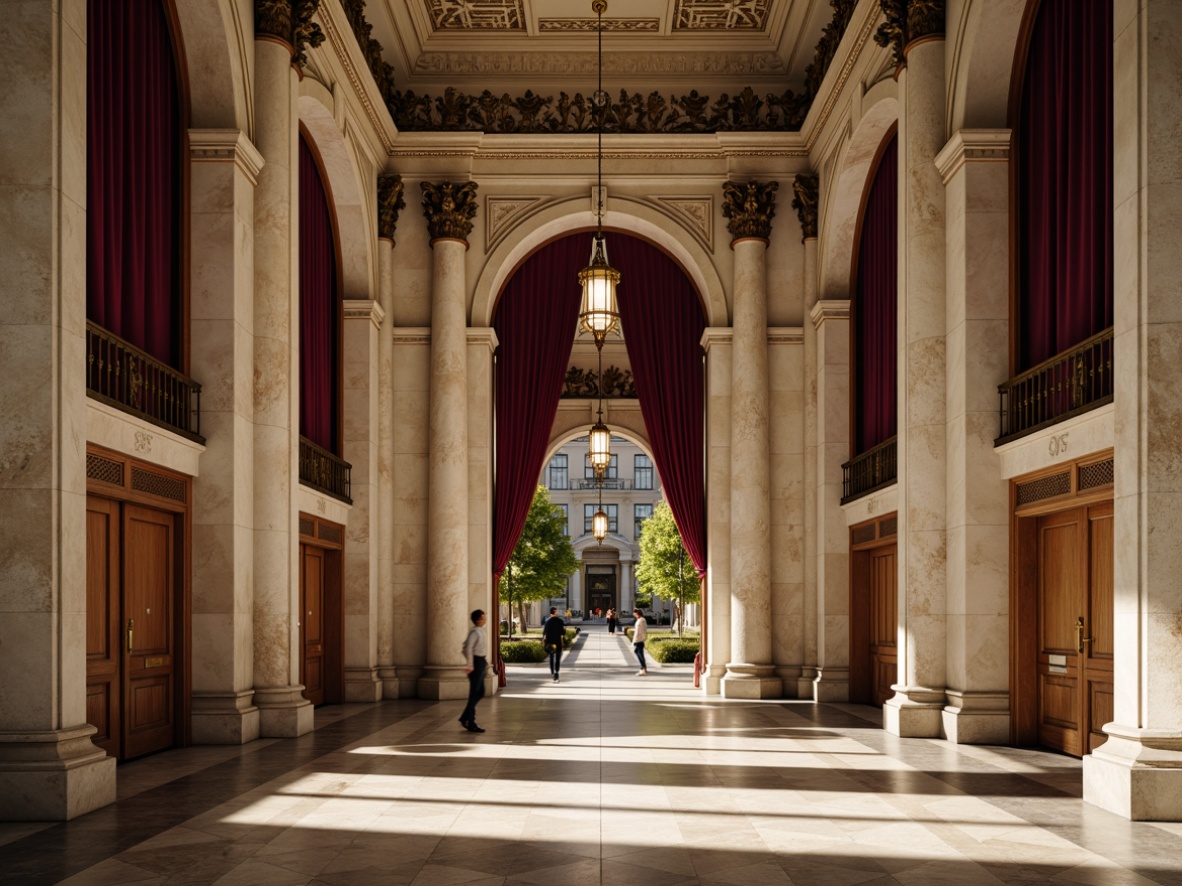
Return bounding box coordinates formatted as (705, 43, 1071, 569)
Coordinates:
(883, 686, 946, 737)
(397, 666, 423, 699)
(191, 690, 261, 744)
(721, 663, 782, 699)
(378, 666, 400, 700)
(812, 666, 849, 702)
(941, 690, 1010, 745)
(253, 685, 314, 738)
(1084, 726, 1182, 821)
(0, 725, 116, 821)
(775, 665, 803, 698)
(417, 665, 470, 700)
(700, 663, 726, 695)
(344, 667, 383, 703)
(796, 666, 818, 700)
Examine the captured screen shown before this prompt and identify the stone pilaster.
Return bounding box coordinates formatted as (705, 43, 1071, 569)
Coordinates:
(0, 0, 116, 820)
(800, 232, 820, 698)
(1084, 0, 1182, 821)
(376, 236, 398, 699)
(936, 130, 1012, 744)
(418, 180, 478, 700)
(811, 300, 851, 701)
(188, 130, 265, 744)
(250, 31, 312, 738)
(720, 180, 782, 699)
(467, 326, 498, 696)
(701, 328, 733, 695)
(884, 16, 948, 738)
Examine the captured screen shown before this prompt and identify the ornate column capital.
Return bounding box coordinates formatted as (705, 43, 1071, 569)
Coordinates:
(722, 180, 779, 243)
(377, 174, 406, 242)
(420, 180, 479, 244)
(874, 0, 944, 71)
(254, 0, 325, 69)
(791, 173, 819, 241)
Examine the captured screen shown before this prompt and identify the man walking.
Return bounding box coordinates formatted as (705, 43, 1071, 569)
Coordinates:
(459, 609, 488, 733)
(632, 608, 648, 676)
(542, 606, 565, 682)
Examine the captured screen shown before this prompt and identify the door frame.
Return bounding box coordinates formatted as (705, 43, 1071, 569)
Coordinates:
(1009, 449, 1114, 748)
(297, 513, 345, 705)
(849, 513, 898, 705)
(85, 444, 192, 756)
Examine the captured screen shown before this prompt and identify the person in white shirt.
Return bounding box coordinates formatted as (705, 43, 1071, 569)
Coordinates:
(459, 609, 488, 733)
(631, 608, 648, 676)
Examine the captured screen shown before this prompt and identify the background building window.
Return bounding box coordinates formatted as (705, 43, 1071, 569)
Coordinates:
(585, 453, 619, 480)
(634, 454, 653, 489)
(634, 503, 653, 533)
(548, 453, 568, 489)
(584, 503, 619, 533)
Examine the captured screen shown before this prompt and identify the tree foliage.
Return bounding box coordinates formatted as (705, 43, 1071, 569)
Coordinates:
(502, 486, 578, 637)
(635, 501, 699, 637)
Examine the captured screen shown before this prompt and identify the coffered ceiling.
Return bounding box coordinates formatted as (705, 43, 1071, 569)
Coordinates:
(364, 0, 839, 97)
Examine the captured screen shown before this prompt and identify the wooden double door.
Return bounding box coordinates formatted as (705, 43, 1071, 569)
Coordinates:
(298, 515, 344, 706)
(86, 496, 182, 761)
(850, 515, 898, 706)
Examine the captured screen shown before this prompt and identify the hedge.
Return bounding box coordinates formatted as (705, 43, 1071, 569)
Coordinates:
(499, 640, 548, 663)
(648, 636, 700, 664)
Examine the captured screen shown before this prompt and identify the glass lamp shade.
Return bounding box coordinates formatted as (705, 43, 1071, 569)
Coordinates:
(592, 507, 609, 543)
(588, 420, 611, 475)
(578, 235, 620, 343)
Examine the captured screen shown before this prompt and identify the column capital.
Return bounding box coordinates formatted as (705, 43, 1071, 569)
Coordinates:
(421, 180, 479, 244)
(722, 180, 778, 243)
(700, 327, 733, 352)
(466, 327, 499, 353)
(377, 173, 405, 242)
(810, 299, 850, 328)
(874, 0, 944, 72)
(255, 1, 325, 69)
(934, 129, 1011, 184)
(343, 299, 385, 330)
(791, 173, 819, 242)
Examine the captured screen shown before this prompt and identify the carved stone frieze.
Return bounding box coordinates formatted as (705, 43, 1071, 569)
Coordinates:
(539, 18, 660, 31)
(722, 180, 778, 242)
(562, 366, 636, 399)
(652, 196, 714, 250)
(486, 196, 548, 251)
(673, 0, 771, 30)
(791, 173, 819, 241)
(254, 0, 324, 69)
(377, 174, 406, 242)
(420, 180, 479, 242)
(412, 50, 785, 76)
(874, 0, 944, 70)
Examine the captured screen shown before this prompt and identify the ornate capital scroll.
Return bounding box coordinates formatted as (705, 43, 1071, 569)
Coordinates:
(874, 0, 943, 70)
(791, 173, 819, 241)
(377, 174, 406, 241)
(722, 180, 778, 242)
(254, 0, 324, 69)
(420, 180, 479, 243)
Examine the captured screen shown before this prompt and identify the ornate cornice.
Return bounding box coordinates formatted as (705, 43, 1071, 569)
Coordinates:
(339, 0, 396, 102)
(804, 0, 858, 97)
(722, 180, 778, 242)
(343, 299, 385, 330)
(320, 3, 396, 153)
(377, 174, 406, 242)
(810, 299, 851, 328)
(791, 173, 819, 241)
(420, 180, 479, 243)
(768, 327, 805, 345)
(254, 0, 324, 69)
(874, 0, 944, 71)
(392, 327, 431, 345)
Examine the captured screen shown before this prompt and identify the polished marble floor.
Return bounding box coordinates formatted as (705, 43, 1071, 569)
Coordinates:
(4, 628, 1182, 885)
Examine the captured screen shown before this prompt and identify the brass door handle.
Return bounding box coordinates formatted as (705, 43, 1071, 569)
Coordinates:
(1075, 616, 1093, 654)
(127, 618, 134, 654)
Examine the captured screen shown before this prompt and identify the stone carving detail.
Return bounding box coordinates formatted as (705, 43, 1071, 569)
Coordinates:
(653, 196, 714, 249)
(791, 173, 819, 240)
(340, 0, 397, 101)
(377, 173, 406, 241)
(722, 180, 778, 241)
(562, 366, 636, 399)
(426, 0, 524, 30)
(255, 0, 325, 68)
(673, 0, 771, 30)
(804, 0, 858, 97)
(420, 180, 479, 242)
(412, 50, 785, 76)
(539, 18, 660, 31)
(486, 196, 547, 251)
(874, 0, 944, 69)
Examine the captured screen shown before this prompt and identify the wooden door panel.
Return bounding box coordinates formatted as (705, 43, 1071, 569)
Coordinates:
(86, 497, 120, 758)
(301, 545, 326, 705)
(1085, 503, 1114, 753)
(869, 546, 897, 707)
(1036, 509, 1083, 756)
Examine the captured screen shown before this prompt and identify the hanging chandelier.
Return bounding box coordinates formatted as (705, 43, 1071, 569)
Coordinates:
(580, 0, 620, 481)
(592, 481, 609, 544)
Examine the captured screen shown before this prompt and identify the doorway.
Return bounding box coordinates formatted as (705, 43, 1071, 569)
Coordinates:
(586, 565, 616, 616)
(298, 513, 344, 706)
(849, 514, 898, 706)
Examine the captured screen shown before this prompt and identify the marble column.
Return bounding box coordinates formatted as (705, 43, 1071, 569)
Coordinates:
(720, 180, 782, 699)
(342, 300, 384, 702)
(0, 0, 116, 820)
(467, 326, 498, 696)
(881, 12, 949, 737)
(418, 180, 479, 700)
(1084, 0, 1182, 821)
(935, 130, 1012, 744)
(811, 300, 851, 701)
(250, 25, 311, 737)
(701, 328, 732, 695)
(188, 130, 265, 744)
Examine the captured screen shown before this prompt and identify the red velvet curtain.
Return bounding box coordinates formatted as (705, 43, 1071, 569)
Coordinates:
(491, 237, 586, 583)
(613, 238, 708, 576)
(87, 0, 180, 366)
(854, 134, 898, 453)
(299, 137, 339, 452)
(1018, 0, 1113, 369)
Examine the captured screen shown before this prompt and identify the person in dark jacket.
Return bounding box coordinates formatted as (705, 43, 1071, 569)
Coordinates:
(542, 607, 566, 682)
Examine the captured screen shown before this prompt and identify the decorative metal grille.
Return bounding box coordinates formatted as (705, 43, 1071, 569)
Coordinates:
(1079, 459, 1115, 490)
(298, 436, 352, 503)
(299, 517, 315, 537)
(87, 453, 124, 486)
(880, 516, 897, 537)
(851, 524, 876, 545)
(841, 436, 898, 504)
(1016, 471, 1071, 506)
(318, 522, 343, 544)
(130, 467, 186, 503)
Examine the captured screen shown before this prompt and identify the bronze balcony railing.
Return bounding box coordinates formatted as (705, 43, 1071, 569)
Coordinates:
(299, 436, 352, 503)
(997, 327, 1114, 445)
(86, 321, 204, 442)
(841, 436, 897, 504)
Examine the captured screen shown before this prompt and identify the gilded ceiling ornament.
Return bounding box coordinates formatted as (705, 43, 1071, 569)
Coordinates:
(340, 0, 397, 100)
(420, 180, 479, 242)
(291, 0, 326, 68)
(377, 174, 406, 242)
(791, 173, 819, 241)
(874, 0, 943, 70)
(804, 0, 858, 97)
(722, 180, 779, 241)
(673, 0, 771, 31)
(426, 0, 524, 30)
(254, 0, 324, 69)
(562, 366, 636, 399)
(907, 0, 945, 43)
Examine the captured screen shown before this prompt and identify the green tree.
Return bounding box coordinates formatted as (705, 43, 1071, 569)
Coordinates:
(502, 486, 579, 637)
(635, 501, 699, 638)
